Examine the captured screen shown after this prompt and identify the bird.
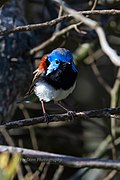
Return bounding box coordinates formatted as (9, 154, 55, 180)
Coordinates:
(29, 48, 78, 121)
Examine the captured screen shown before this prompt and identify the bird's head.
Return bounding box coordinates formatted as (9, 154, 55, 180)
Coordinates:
(33, 48, 77, 80)
(46, 48, 77, 75)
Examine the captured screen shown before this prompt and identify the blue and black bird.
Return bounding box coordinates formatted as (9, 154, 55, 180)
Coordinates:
(29, 48, 77, 116)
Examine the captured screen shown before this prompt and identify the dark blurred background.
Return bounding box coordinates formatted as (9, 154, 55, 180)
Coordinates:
(1, 0, 120, 179)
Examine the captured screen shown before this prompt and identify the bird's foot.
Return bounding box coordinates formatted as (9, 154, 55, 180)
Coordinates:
(43, 112, 50, 124)
(67, 111, 76, 121)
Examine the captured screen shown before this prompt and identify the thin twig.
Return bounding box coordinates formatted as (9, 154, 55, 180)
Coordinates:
(19, 104, 39, 150)
(91, 0, 98, 11)
(104, 170, 117, 180)
(91, 62, 111, 93)
(110, 68, 120, 159)
(52, 165, 64, 180)
(40, 163, 50, 180)
(54, 0, 63, 33)
(30, 22, 81, 54)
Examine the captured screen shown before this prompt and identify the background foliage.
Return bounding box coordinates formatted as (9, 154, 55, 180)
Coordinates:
(1, 0, 120, 179)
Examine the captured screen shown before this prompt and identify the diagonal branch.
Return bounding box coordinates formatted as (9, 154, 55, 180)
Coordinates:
(1, 145, 120, 170)
(0, 15, 71, 36)
(1, 107, 120, 130)
(30, 22, 81, 54)
(0, 10, 120, 36)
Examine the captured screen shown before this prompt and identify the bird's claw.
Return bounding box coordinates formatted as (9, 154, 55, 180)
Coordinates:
(67, 111, 76, 121)
(43, 113, 50, 124)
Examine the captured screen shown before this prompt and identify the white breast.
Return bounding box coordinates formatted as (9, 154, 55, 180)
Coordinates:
(34, 81, 76, 102)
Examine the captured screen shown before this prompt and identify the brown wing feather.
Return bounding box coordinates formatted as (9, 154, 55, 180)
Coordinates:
(27, 55, 48, 95)
(27, 69, 42, 94)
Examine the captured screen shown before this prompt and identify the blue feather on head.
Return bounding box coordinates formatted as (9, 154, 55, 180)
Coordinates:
(46, 48, 77, 75)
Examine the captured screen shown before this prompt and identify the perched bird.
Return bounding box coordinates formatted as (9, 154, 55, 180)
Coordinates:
(29, 48, 77, 120)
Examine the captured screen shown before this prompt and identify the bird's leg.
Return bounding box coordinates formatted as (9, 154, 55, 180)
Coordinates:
(41, 100, 49, 123)
(55, 101, 76, 120)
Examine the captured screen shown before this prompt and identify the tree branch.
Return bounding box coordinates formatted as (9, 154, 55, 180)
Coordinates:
(30, 22, 81, 54)
(60, 4, 120, 67)
(1, 107, 120, 130)
(0, 10, 120, 36)
(0, 145, 120, 170)
(0, 15, 71, 36)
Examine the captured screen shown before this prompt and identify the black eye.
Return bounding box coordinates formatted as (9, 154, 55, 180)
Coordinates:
(46, 58, 50, 66)
(55, 60, 59, 64)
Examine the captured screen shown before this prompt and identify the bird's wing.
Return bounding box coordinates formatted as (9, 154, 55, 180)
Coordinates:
(27, 69, 42, 94)
(27, 55, 48, 94)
